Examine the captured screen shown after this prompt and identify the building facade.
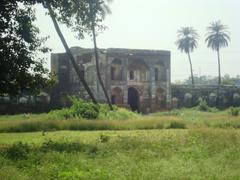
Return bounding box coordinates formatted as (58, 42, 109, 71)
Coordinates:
(51, 47, 171, 113)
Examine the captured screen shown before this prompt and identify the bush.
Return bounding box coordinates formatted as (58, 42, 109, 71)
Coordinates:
(98, 104, 139, 120)
(197, 98, 210, 112)
(4, 142, 30, 160)
(48, 97, 100, 120)
(70, 97, 99, 119)
(229, 107, 239, 116)
(48, 97, 139, 120)
(98, 134, 110, 143)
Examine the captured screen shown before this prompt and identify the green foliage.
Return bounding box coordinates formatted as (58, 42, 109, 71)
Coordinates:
(197, 98, 210, 112)
(2, 108, 240, 133)
(70, 97, 99, 119)
(153, 109, 181, 116)
(98, 104, 140, 120)
(0, 1, 52, 95)
(98, 134, 110, 143)
(229, 107, 239, 116)
(1, 129, 240, 179)
(4, 142, 30, 160)
(48, 98, 139, 120)
(167, 121, 186, 129)
(49, 97, 100, 119)
(41, 140, 97, 153)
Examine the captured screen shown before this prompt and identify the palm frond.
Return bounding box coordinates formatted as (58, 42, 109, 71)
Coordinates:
(205, 20, 230, 51)
(176, 27, 199, 54)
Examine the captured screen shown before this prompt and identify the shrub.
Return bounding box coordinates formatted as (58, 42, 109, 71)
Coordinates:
(98, 134, 110, 143)
(70, 97, 99, 119)
(48, 97, 139, 120)
(197, 98, 210, 112)
(48, 97, 100, 120)
(229, 107, 239, 116)
(4, 142, 30, 160)
(98, 104, 140, 120)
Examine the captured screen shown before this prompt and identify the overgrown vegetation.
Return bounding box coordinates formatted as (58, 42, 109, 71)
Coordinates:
(196, 98, 218, 112)
(1, 106, 240, 179)
(229, 107, 239, 116)
(48, 97, 139, 120)
(0, 129, 240, 179)
(0, 108, 240, 132)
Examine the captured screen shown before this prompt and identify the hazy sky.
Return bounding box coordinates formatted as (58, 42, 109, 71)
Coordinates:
(35, 0, 240, 82)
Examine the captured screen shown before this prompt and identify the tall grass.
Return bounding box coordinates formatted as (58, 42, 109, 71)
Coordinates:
(0, 108, 240, 132)
(0, 117, 184, 132)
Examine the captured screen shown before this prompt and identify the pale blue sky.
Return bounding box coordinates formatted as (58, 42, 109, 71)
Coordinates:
(35, 0, 240, 82)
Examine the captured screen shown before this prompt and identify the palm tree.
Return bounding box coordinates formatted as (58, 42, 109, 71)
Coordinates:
(43, 1, 97, 104)
(176, 27, 199, 87)
(205, 20, 230, 86)
(89, 0, 113, 110)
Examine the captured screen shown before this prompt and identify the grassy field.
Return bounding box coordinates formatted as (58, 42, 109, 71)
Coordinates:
(0, 109, 240, 179)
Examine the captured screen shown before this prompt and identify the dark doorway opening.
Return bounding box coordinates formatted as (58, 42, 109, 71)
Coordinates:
(128, 87, 139, 112)
(111, 95, 116, 104)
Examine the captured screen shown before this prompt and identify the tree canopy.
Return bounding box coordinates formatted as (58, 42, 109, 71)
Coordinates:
(176, 27, 199, 54)
(0, 0, 111, 96)
(0, 0, 53, 96)
(205, 20, 230, 51)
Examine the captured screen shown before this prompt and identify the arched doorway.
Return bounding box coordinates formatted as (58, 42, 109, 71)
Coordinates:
(128, 87, 139, 112)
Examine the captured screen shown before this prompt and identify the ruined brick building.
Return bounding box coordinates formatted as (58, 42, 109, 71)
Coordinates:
(51, 47, 171, 113)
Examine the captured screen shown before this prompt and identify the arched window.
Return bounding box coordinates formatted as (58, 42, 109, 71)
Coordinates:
(111, 66, 116, 80)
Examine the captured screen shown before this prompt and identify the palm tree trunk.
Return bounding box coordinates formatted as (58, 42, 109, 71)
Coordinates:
(45, 1, 97, 104)
(89, 3, 113, 110)
(217, 49, 221, 85)
(187, 52, 194, 106)
(217, 49, 221, 106)
(187, 52, 195, 87)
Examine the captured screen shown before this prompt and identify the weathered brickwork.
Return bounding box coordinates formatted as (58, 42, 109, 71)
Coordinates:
(51, 47, 171, 113)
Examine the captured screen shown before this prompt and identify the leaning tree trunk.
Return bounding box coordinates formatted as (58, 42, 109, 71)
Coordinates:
(187, 52, 195, 88)
(44, 1, 97, 104)
(187, 52, 195, 106)
(89, 3, 113, 110)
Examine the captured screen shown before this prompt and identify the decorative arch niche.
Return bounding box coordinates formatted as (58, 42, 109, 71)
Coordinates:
(155, 87, 166, 109)
(111, 58, 123, 80)
(111, 87, 123, 105)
